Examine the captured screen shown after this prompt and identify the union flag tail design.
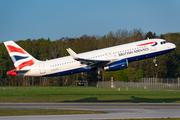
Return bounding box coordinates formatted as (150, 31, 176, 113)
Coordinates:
(4, 41, 38, 75)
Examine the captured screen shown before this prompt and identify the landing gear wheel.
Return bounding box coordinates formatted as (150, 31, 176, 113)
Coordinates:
(152, 57, 158, 67)
(97, 75, 101, 79)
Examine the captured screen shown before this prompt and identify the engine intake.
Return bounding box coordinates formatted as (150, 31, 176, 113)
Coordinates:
(104, 59, 128, 71)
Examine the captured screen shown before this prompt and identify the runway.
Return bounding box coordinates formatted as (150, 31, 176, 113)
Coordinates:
(0, 103, 180, 120)
(1, 103, 180, 110)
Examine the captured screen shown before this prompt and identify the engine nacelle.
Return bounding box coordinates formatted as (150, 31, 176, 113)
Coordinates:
(104, 59, 128, 71)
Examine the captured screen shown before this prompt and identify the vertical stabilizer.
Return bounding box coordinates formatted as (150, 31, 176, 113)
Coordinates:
(4, 41, 39, 70)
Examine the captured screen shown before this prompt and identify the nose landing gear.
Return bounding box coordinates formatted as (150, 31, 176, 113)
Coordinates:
(152, 57, 157, 66)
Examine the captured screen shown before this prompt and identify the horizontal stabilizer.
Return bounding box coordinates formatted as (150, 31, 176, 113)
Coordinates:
(7, 69, 29, 76)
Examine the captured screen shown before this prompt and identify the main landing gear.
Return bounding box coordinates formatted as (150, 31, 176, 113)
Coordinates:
(97, 67, 102, 79)
(152, 57, 157, 66)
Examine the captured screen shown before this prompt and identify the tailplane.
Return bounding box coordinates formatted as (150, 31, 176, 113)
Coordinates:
(4, 41, 39, 75)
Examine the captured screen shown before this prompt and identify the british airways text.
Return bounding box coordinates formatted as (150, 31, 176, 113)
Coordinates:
(119, 48, 149, 56)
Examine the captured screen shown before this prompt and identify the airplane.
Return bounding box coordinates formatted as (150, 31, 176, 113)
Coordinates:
(4, 38, 176, 78)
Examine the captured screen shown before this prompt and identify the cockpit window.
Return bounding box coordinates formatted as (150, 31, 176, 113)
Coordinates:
(161, 41, 168, 45)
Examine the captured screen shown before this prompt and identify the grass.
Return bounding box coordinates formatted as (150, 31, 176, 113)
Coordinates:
(0, 86, 180, 103)
(0, 109, 106, 116)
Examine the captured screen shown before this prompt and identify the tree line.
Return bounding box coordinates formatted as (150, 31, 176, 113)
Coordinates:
(0, 29, 180, 86)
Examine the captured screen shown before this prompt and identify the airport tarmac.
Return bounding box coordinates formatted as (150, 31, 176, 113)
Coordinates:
(0, 103, 180, 120)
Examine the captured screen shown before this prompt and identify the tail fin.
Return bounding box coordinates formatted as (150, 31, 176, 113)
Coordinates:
(4, 40, 38, 71)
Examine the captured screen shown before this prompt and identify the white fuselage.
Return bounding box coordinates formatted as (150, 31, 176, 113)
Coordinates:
(22, 39, 176, 77)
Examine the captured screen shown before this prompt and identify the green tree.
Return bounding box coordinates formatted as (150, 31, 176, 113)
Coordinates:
(145, 31, 157, 39)
(136, 69, 143, 81)
(119, 69, 129, 82)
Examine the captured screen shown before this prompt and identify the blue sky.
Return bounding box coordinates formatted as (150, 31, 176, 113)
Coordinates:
(0, 0, 180, 42)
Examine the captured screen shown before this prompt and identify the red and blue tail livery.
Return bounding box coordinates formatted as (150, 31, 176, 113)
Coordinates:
(4, 41, 39, 76)
(4, 39, 176, 77)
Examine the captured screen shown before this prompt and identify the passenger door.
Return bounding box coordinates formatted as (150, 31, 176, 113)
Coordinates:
(39, 63, 46, 74)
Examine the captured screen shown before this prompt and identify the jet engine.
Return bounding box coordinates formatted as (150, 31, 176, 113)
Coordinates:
(104, 59, 128, 71)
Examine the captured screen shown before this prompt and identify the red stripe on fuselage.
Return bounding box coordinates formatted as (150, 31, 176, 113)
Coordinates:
(137, 42, 157, 46)
(7, 45, 26, 54)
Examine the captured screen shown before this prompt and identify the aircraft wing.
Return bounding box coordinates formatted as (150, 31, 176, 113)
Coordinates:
(66, 48, 110, 67)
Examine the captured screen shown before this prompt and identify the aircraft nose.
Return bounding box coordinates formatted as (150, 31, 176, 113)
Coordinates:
(172, 43, 176, 49)
(168, 42, 176, 50)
